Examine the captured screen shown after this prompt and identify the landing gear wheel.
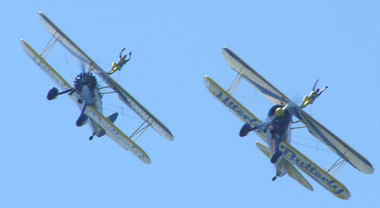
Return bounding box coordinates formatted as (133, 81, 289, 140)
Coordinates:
(271, 151, 283, 164)
(76, 114, 88, 127)
(272, 176, 277, 181)
(89, 135, 94, 140)
(239, 123, 251, 137)
(47, 87, 59, 100)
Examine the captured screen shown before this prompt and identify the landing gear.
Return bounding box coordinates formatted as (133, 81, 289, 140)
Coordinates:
(89, 132, 95, 140)
(271, 151, 283, 164)
(239, 123, 252, 137)
(76, 114, 88, 127)
(47, 87, 74, 100)
(47, 87, 59, 100)
(272, 176, 277, 181)
(76, 104, 88, 127)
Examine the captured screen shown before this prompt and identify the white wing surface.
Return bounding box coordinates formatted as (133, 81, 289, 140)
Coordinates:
(279, 141, 350, 200)
(21, 39, 151, 164)
(85, 105, 151, 164)
(94, 70, 174, 141)
(38, 11, 97, 71)
(222, 47, 289, 105)
(289, 104, 374, 174)
(38, 11, 174, 141)
(21, 39, 75, 99)
(255, 142, 313, 191)
(204, 76, 267, 142)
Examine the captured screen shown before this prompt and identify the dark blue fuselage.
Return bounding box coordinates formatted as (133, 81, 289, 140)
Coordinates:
(266, 105, 293, 177)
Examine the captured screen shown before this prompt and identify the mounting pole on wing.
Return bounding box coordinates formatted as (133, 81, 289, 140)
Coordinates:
(300, 79, 328, 108)
(108, 48, 132, 75)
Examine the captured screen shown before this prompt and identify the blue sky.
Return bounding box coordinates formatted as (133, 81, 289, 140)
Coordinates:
(2, 1, 379, 207)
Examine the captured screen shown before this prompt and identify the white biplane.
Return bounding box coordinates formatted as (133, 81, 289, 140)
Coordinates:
(204, 47, 374, 199)
(20, 12, 174, 164)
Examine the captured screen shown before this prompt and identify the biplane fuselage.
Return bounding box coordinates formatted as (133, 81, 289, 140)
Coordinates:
(265, 105, 292, 178)
(73, 72, 104, 137)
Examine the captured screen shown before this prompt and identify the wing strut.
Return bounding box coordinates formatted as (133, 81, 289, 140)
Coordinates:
(328, 150, 348, 175)
(41, 32, 58, 57)
(227, 73, 242, 94)
(131, 121, 152, 142)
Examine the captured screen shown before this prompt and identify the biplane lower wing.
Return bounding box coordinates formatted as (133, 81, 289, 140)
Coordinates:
(221, 47, 289, 105)
(279, 141, 350, 200)
(255, 143, 313, 191)
(85, 105, 151, 164)
(20, 39, 151, 164)
(289, 105, 374, 174)
(39, 11, 174, 141)
(204, 76, 266, 142)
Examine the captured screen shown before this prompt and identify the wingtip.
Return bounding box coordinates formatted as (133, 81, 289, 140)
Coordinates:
(20, 39, 28, 48)
(203, 75, 212, 85)
(145, 158, 152, 165)
(221, 46, 228, 53)
(166, 133, 174, 141)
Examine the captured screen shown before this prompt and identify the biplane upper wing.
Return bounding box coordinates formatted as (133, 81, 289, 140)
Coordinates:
(38, 11, 97, 71)
(20, 39, 151, 164)
(289, 104, 374, 174)
(222, 47, 290, 105)
(38, 11, 174, 141)
(204, 75, 267, 142)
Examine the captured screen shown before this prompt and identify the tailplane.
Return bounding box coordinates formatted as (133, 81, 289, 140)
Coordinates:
(285, 161, 313, 191)
(97, 113, 119, 137)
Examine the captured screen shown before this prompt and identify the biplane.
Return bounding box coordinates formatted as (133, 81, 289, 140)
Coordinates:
(204, 47, 374, 199)
(20, 12, 174, 164)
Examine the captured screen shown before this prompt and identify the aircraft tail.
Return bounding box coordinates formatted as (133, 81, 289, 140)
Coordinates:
(96, 113, 118, 137)
(107, 112, 118, 123)
(256, 142, 271, 158)
(285, 160, 313, 191)
(256, 142, 313, 191)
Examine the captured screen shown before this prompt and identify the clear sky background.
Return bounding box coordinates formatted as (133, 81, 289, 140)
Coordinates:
(2, 1, 379, 207)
